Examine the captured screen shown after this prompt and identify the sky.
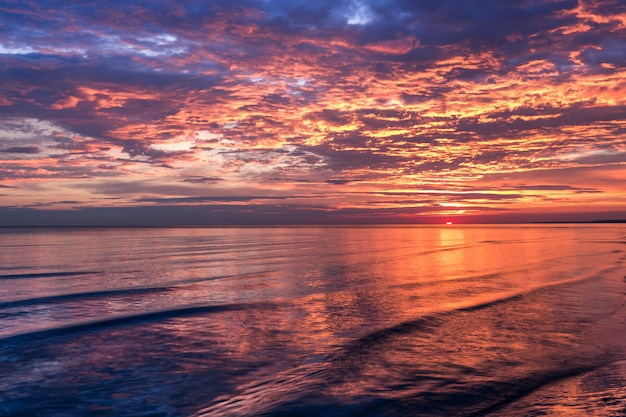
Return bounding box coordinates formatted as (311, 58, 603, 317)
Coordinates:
(1, 0, 625, 225)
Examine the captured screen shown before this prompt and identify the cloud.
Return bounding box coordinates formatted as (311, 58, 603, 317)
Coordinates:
(0, 146, 41, 154)
(0, 0, 625, 223)
(326, 179, 353, 185)
(509, 184, 600, 193)
(135, 195, 292, 204)
(182, 176, 223, 184)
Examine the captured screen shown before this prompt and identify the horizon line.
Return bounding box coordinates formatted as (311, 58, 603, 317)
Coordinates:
(1, 219, 625, 228)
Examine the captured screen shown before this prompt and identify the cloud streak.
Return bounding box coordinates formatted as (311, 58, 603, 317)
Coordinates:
(1, 0, 625, 224)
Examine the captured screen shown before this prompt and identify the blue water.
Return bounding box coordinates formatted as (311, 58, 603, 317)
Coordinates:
(0, 225, 624, 416)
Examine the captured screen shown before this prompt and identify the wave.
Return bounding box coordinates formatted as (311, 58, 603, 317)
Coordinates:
(456, 363, 611, 417)
(166, 269, 278, 287)
(0, 286, 175, 310)
(0, 266, 31, 271)
(0, 301, 277, 347)
(0, 271, 100, 280)
(338, 266, 623, 363)
(0, 269, 277, 309)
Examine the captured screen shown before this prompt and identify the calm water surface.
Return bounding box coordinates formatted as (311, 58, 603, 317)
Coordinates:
(0, 225, 625, 416)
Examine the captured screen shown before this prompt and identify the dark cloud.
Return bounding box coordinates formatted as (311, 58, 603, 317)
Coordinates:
(117, 140, 169, 160)
(0, 146, 41, 154)
(580, 41, 626, 68)
(455, 104, 626, 139)
(306, 109, 354, 126)
(135, 195, 291, 204)
(326, 179, 352, 185)
(509, 185, 599, 192)
(303, 143, 405, 173)
(182, 176, 223, 184)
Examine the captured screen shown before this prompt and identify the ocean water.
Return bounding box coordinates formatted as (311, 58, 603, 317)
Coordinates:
(0, 225, 624, 417)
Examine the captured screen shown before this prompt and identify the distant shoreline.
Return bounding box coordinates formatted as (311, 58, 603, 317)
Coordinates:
(532, 219, 626, 224)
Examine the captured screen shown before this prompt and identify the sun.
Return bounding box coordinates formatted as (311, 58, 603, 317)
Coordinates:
(446, 221, 453, 225)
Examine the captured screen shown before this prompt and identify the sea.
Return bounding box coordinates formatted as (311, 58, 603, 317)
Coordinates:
(0, 225, 624, 417)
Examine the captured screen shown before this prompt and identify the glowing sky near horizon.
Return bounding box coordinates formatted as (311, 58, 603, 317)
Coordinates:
(1, 0, 625, 224)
